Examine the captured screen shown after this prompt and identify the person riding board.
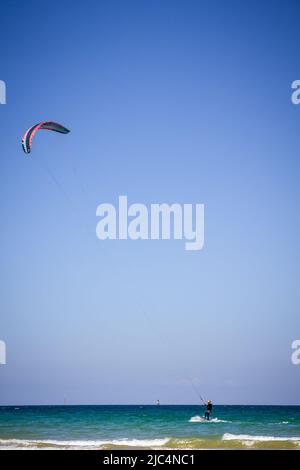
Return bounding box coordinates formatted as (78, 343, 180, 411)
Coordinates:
(204, 400, 213, 420)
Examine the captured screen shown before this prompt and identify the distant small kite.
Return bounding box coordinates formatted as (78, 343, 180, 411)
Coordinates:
(22, 121, 70, 154)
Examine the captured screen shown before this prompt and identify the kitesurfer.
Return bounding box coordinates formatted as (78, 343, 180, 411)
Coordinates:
(204, 400, 213, 420)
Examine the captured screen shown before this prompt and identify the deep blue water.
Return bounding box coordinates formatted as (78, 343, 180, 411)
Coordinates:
(0, 405, 300, 449)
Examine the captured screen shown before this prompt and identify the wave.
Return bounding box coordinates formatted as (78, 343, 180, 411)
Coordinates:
(222, 433, 300, 448)
(0, 438, 169, 450)
(1, 434, 300, 450)
(189, 416, 229, 423)
(223, 433, 300, 442)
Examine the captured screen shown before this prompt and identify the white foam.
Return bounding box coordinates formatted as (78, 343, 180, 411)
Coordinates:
(222, 433, 300, 442)
(0, 437, 169, 450)
(189, 416, 229, 423)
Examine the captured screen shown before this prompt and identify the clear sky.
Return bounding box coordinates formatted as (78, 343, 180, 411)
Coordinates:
(0, 0, 299, 405)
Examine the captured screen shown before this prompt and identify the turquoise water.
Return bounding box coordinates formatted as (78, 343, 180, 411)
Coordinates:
(0, 405, 300, 449)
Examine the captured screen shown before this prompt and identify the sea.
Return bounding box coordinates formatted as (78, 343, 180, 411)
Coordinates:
(0, 405, 300, 450)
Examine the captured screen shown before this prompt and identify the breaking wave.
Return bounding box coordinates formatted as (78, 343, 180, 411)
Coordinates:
(0, 438, 169, 450)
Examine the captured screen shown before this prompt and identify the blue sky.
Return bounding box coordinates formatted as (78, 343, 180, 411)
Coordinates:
(0, 0, 299, 404)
